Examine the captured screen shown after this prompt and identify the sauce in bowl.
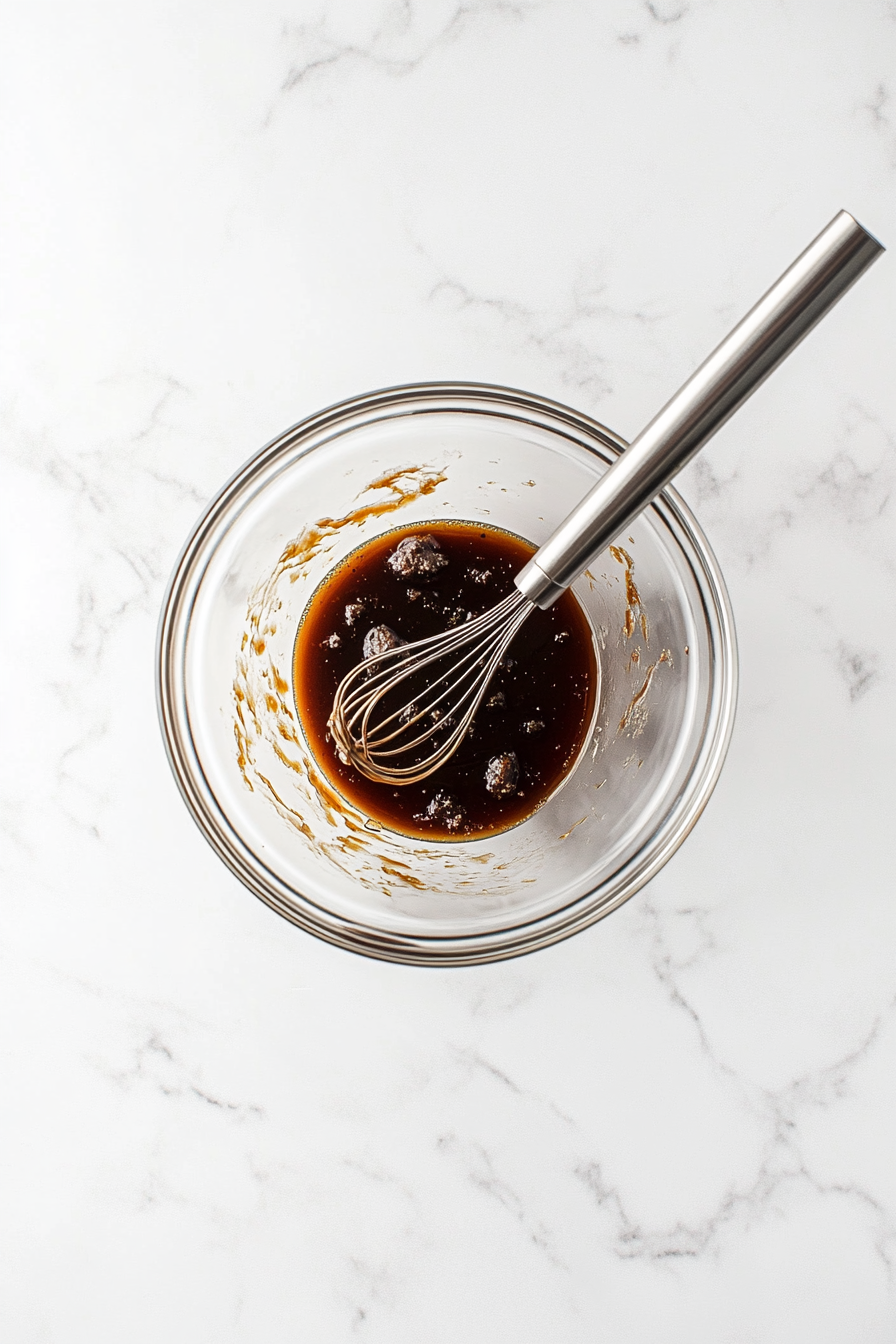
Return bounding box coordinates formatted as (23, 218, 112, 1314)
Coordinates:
(293, 521, 598, 840)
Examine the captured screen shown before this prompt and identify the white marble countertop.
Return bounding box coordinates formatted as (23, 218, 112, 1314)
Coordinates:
(2, 2, 895, 1339)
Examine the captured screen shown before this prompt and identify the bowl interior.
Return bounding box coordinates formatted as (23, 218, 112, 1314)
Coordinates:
(161, 386, 736, 963)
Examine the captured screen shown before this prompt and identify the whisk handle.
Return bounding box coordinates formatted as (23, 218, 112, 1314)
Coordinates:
(516, 210, 884, 609)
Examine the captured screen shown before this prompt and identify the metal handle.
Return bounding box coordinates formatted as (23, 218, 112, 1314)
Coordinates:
(516, 210, 884, 608)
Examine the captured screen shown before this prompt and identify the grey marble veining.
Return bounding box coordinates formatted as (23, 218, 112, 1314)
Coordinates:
(1, 1, 895, 1340)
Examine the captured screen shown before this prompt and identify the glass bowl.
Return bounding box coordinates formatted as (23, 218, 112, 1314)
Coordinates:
(157, 383, 737, 966)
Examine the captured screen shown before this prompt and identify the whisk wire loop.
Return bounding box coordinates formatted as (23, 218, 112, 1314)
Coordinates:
(328, 588, 533, 785)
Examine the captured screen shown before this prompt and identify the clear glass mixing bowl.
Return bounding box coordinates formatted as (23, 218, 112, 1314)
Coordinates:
(157, 383, 737, 965)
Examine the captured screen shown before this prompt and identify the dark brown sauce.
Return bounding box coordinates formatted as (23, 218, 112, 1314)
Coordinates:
(293, 521, 598, 841)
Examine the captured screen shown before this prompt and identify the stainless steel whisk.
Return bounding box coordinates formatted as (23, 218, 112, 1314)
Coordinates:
(329, 211, 883, 786)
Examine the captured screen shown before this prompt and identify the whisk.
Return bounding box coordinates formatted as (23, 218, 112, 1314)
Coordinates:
(329, 211, 883, 785)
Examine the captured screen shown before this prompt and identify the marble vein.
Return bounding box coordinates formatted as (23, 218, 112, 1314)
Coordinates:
(278, 0, 542, 94)
(98, 1029, 266, 1120)
(437, 1131, 564, 1264)
(423, 257, 665, 397)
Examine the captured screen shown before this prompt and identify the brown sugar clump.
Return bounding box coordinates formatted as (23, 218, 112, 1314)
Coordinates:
(362, 625, 407, 660)
(418, 791, 466, 833)
(386, 534, 449, 581)
(485, 752, 520, 797)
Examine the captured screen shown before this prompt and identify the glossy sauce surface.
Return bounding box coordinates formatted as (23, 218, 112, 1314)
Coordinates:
(293, 522, 597, 840)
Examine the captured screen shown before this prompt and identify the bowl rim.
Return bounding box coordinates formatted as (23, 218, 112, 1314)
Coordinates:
(156, 381, 738, 966)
